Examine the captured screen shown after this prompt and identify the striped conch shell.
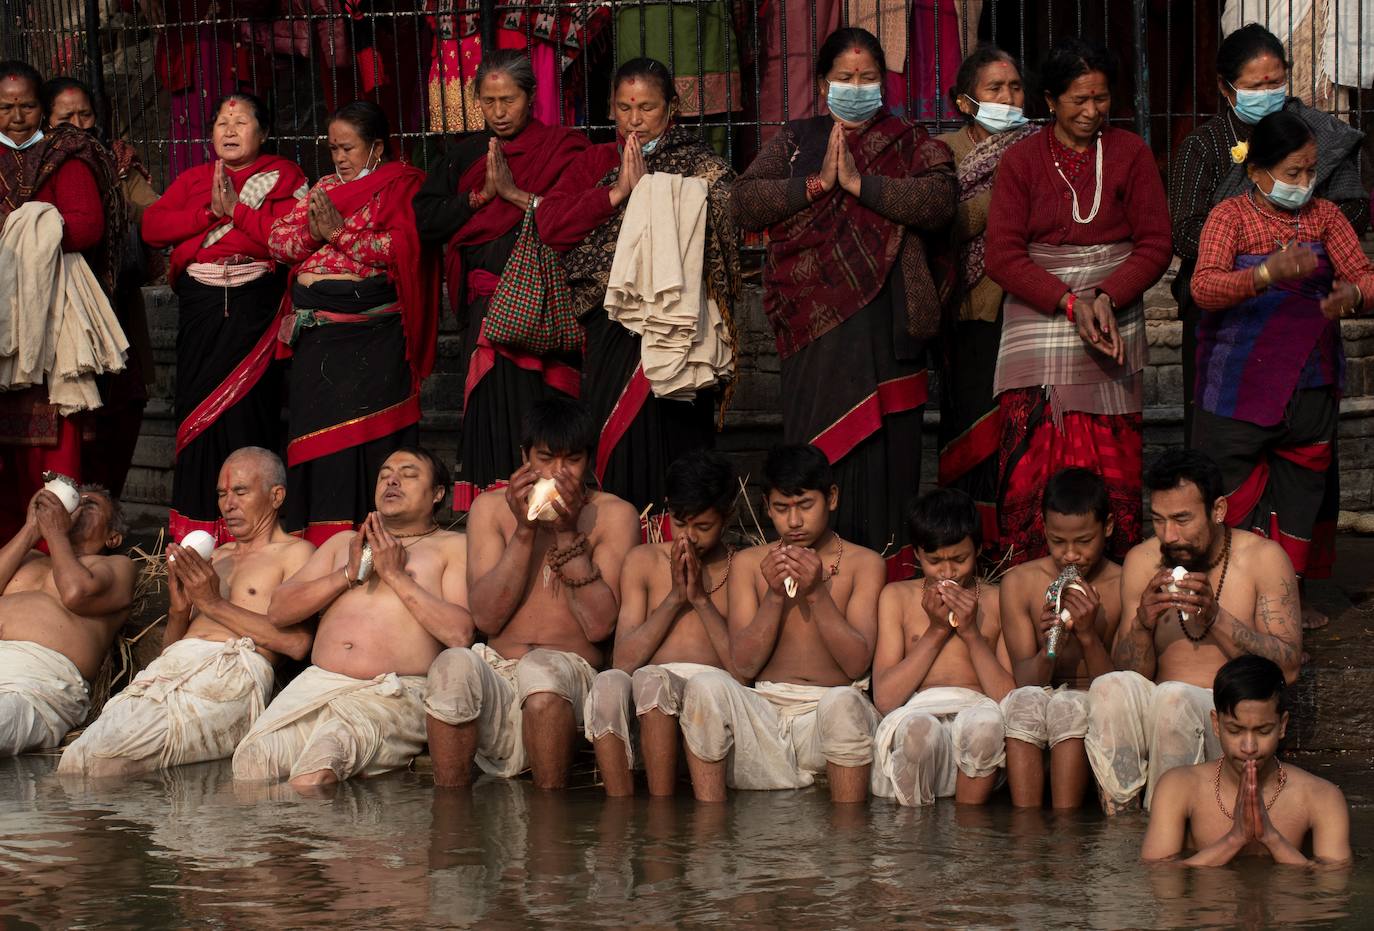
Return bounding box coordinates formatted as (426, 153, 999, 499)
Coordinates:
(526, 477, 562, 523)
(1044, 565, 1087, 659)
(357, 543, 374, 583)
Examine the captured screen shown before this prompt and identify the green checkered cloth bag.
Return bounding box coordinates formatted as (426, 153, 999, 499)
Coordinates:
(483, 205, 583, 355)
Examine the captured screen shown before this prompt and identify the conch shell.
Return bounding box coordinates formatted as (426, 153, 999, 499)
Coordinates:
(1168, 565, 1190, 622)
(1044, 565, 1088, 659)
(938, 578, 959, 627)
(526, 477, 562, 523)
(41, 471, 80, 514)
(357, 543, 374, 583)
(783, 576, 799, 598)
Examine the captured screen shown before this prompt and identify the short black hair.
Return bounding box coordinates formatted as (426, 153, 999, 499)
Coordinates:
(763, 444, 834, 497)
(38, 75, 91, 117)
(612, 57, 678, 107)
(665, 449, 736, 520)
(1217, 23, 1290, 85)
(1244, 110, 1313, 171)
(1145, 448, 1224, 512)
(388, 445, 451, 513)
(0, 60, 42, 95)
(330, 99, 389, 147)
(213, 92, 273, 137)
(1040, 36, 1117, 100)
(948, 44, 1018, 119)
(519, 397, 597, 459)
(1042, 467, 1110, 523)
(907, 487, 981, 552)
(1214, 654, 1287, 716)
(816, 27, 887, 81)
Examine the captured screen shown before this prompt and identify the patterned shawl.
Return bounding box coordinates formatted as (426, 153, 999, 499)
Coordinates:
(0, 124, 123, 295)
(956, 123, 1036, 291)
(561, 124, 741, 373)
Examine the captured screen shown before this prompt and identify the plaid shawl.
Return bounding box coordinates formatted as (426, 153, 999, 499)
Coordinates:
(956, 123, 1035, 291)
(993, 241, 1143, 424)
(561, 124, 740, 367)
(0, 124, 123, 295)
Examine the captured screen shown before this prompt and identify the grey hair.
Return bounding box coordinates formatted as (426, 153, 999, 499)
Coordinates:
(474, 49, 536, 99)
(77, 483, 128, 539)
(948, 44, 1020, 122)
(225, 446, 287, 493)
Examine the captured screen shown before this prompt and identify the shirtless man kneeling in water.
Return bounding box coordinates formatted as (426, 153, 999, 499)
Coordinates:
(1088, 449, 1302, 813)
(425, 399, 640, 790)
(61, 448, 315, 778)
(585, 450, 743, 797)
(679, 444, 885, 804)
(0, 486, 135, 756)
(233, 447, 471, 791)
(1142, 655, 1350, 866)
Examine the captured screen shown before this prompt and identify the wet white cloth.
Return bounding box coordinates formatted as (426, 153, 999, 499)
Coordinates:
(871, 687, 1006, 807)
(583, 661, 719, 768)
(678, 669, 879, 790)
(1000, 684, 1091, 749)
(424, 644, 596, 778)
(0, 639, 89, 756)
(59, 637, 274, 777)
(1085, 670, 1220, 810)
(231, 664, 427, 783)
(604, 172, 732, 399)
(0, 201, 128, 414)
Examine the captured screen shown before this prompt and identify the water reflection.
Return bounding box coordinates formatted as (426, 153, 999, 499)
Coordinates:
(0, 754, 1364, 929)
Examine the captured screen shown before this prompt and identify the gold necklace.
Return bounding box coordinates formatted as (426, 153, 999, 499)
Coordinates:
(704, 548, 733, 595)
(1215, 757, 1287, 818)
(391, 524, 440, 544)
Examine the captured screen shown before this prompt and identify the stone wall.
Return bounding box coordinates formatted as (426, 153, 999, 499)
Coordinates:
(122, 255, 1374, 530)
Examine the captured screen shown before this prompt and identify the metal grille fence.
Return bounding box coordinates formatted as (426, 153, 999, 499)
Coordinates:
(0, 2, 1370, 193)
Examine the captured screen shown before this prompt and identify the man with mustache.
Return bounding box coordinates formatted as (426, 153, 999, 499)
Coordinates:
(1087, 449, 1302, 814)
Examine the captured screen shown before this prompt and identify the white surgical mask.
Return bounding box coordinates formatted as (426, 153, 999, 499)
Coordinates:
(964, 95, 1028, 135)
(0, 128, 43, 151)
(336, 145, 380, 183)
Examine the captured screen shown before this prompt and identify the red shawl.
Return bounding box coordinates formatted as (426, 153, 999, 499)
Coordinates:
(444, 119, 589, 311)
(164, 153, 305, 284)
(276, 161, 440, 387)
(765, 114, 942, 357)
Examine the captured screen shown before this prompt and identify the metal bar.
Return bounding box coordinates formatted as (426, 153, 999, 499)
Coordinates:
(1131, 0, 1148, 143)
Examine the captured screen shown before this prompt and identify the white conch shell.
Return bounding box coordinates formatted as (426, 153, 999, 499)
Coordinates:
(526, 477, 562, 523)
(41, 471, 80, 514)
(1168, 565, 1190, 621)
(783, 576, 799, 598)
(357, 543, 374, 583)
(169, 529, 216, 564)
(938, 578, 959, 627)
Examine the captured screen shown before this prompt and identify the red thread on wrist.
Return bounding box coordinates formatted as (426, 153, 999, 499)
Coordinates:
(1065, 292, 1077, 323)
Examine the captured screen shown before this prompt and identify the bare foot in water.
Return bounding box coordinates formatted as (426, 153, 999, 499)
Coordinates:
(1302, 604, 1329, 631)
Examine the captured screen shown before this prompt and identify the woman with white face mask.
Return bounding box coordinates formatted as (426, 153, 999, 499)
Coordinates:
(733, 27, 957, 573)
(1169, 23, 1367, 458)
(935, 45, 1035, 546)
(1189, 110, 1374, 605)
(268, 101, 439, 543)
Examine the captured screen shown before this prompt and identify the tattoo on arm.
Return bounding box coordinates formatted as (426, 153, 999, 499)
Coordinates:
(1111, 626, 1155, 675)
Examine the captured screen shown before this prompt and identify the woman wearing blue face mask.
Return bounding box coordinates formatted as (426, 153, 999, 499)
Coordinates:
(1170, 23, 1368, 460)
(934, 45, 1035, 550)
(733, 27, 957, 576)
(1190, 110, 1373, 598)
(268, 101, 439, 543)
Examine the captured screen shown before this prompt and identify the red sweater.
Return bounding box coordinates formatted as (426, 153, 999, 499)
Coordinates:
(535, 141, 619, 251)
(985, 126, 1171, 313)
(34, 158, 103, 253)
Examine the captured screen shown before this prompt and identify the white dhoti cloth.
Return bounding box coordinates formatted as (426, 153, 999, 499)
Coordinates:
(678, 669, 879, 790)
(1000, 683, 1091, 749)
(0, 640, 89, 756)
(1085, 670, 1219, 809)
(231, 664, 427, 783)
(424, 644, 597, 778)
(59, 637, 274, 776)
(583, 662, 719, 769)
(871, 687, 1006, 807)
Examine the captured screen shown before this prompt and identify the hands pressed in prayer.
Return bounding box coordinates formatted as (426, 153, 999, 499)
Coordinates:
(345, 523, 366, 583)
(674, 537, 708, 608)
(309, 187, 344, 242)
(609, 133, 646, 207)
(210, 160, 238, 219)
(834, 123, 862, 197)
(364, 513, 408, 585)
(1320, 281, 1362, 320)
(487, 139, 525, 207)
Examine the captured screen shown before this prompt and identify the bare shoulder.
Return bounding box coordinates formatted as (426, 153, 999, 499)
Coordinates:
(433, 528, 467, 560)
(737, 542, 771, 571)
(881, 579, 921, 611)
(586, 490, 640, 533)
(86, 552, 134, 575)
(625, 541, 669, 572)
(843, 540, 885, 577)
(1235, 530, 1292, 573)
(468, 488, 509, 527)
(1122, 537, 1162, 577)
(1002, 557, 1053, 597)
(1285, 762, 1347, 806)
(1155, 759, 1206, 799)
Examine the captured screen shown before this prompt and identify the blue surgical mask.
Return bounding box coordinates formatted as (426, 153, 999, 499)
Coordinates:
(1264, 171, 1313, 211)
(965, 96, 1028, 135)
(641, 135, 661, 155)
(1230, 84, 1285, 124)
(0, 128, 43, 151)
(827, 81, 883, 124)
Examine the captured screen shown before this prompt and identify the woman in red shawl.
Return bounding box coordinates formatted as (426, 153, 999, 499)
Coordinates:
(733, 28, 957, 578)
(270, 101, 438, 543)
(142, 93, 306, 542)
(413, 50, 588, 511)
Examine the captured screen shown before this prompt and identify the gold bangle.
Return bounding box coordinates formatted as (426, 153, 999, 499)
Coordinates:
(1255, 263, 1272, 288)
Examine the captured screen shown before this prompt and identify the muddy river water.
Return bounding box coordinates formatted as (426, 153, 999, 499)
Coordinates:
(0, 754, 1368, 929)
